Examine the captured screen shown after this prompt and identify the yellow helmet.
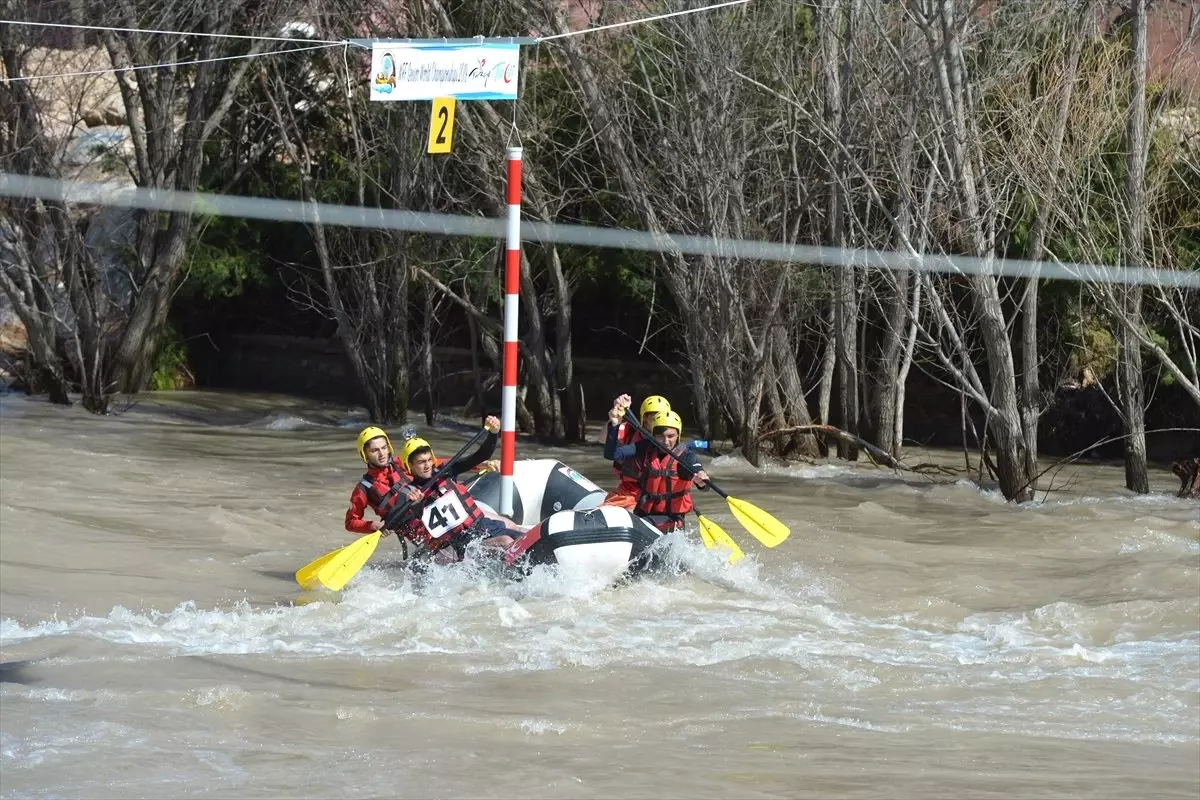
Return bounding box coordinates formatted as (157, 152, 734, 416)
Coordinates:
(400, 436, 434, 467)
(640, 395, 671, 419)
(356, 426, 392, 462)
(650, 409, 682, 435)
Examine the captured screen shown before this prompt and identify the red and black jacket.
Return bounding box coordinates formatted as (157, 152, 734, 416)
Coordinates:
(393, 475, 487, 552)
(345, 459, 413, 535)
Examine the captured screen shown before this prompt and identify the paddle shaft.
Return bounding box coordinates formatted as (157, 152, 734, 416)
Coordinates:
(383, 426, 490, 531)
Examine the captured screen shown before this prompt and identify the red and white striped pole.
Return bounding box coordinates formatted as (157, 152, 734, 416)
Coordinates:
(499, 146, 522, 516)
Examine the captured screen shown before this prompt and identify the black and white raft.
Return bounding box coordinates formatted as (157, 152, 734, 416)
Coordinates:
(464, 459, 666, 582)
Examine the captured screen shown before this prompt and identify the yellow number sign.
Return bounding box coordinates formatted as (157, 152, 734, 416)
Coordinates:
(427, 97, 456, 154)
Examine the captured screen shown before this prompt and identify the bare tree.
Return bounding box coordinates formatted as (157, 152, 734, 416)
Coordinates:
(1074, 2, 1200, 486)
(95, 0, 300, 393)
(513, 0, 821, 461)
(1117, 0, 1151, 492)
(820, 0, 860, 460)
(900, 0, 1038, 500)
(0, 10, 113, 410)
(1011, 3, 1092, 491)
(262, 37, 412, 423)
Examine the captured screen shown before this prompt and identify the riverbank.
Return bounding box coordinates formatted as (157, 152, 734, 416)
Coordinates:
(195, 333, 1200, 462)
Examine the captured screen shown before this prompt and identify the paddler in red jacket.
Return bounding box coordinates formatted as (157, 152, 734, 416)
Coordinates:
(393, 433, 524, 558)
(606, 408, 710, 533)
(345, 419, 522, 560)
(344, 425, 416, 536)
(345, 422, 502, 536)
(601, 393, 671, 508)
(391, 424, 499, 479)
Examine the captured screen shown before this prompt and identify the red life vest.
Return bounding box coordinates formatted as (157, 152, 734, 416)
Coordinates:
(611, 423, 644, 483)
(397, 476, 486, 552)
(359, 459, 413, 518)
(635, 446, 695, 519)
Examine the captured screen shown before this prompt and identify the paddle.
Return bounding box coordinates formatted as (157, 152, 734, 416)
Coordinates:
(695, 509, 745, 565)
(294, 546, 348, 589)
(294, 426, 492, 591)
(623, 409, 790, 548)
(296, 531, 383, 592)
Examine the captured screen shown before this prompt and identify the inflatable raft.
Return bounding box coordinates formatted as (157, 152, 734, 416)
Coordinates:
(464, 459, 667, 583)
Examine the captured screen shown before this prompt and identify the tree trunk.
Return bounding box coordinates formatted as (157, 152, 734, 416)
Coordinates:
(0, 265, 71, 405)
(432, 86, 566, 440)
(873, 271, 908, 455)
(511, 246, 562, 440)
(264, 65, 409, 424)
(421, 287, 435, 426)
(1019, 2, 1090, 492)
(1120, 0, 1150, 493)
(0, 30, 90, 407)
(894, 277, 922, 456)
(1171, 458, 1200, 499)
(872, 90, 916, 455)
(547, 244, 584, 442)
(467, 308, 486, 420)
(821, 0, 859, 461)
(835, 269, 860, 461)
(818, 306, 836, 430)
(771, 325, 820, 456)
(909, 0, 1035, 501)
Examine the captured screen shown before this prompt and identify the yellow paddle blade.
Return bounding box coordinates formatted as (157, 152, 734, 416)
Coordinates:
(726, 497, 790, 548)
(295, 547, 342, 590)
(697, 514, 744, 565)
(314, 531, 383, 591)
(295, 532, 382, 592)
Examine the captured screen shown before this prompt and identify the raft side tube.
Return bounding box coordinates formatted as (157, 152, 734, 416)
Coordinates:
(465, 459, 606, 528)
(503, 506, 665, 583)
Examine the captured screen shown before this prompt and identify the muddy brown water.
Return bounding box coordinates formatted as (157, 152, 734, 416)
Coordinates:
(1, 391, 1197, 798)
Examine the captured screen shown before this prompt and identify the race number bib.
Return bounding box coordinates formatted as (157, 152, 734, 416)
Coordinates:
(421, 492, 469, 539)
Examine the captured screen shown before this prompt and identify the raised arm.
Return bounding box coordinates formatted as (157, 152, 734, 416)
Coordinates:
(603, 393, 633, 460)
(446, 416, 501, 477)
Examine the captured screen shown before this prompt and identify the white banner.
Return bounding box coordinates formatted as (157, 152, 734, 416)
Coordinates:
(369, 42, 520, 102)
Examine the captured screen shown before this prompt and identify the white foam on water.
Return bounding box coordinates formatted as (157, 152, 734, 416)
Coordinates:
(18, 688, 118, 704)
(334, 705, 380, 722)
(708, 453, 857, 481)
(0, 720, 148, 767)
(1119, 527, 1200, 554)
(4, 527, 1196, 746)
(797, 708, 907, 734)
(517, 718, 569, 735)
(260, 413, 316, 431)
(5, 566, 1192, 675)
(335, 410, 371, 429)
(187, 685, 259, 711)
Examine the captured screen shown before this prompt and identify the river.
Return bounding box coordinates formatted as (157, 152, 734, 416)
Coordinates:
(1, 390, 1197, 798)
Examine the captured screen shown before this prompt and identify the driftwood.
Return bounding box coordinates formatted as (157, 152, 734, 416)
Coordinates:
(1171, 457, 1200, 499)
(755, 424, 955, 476)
